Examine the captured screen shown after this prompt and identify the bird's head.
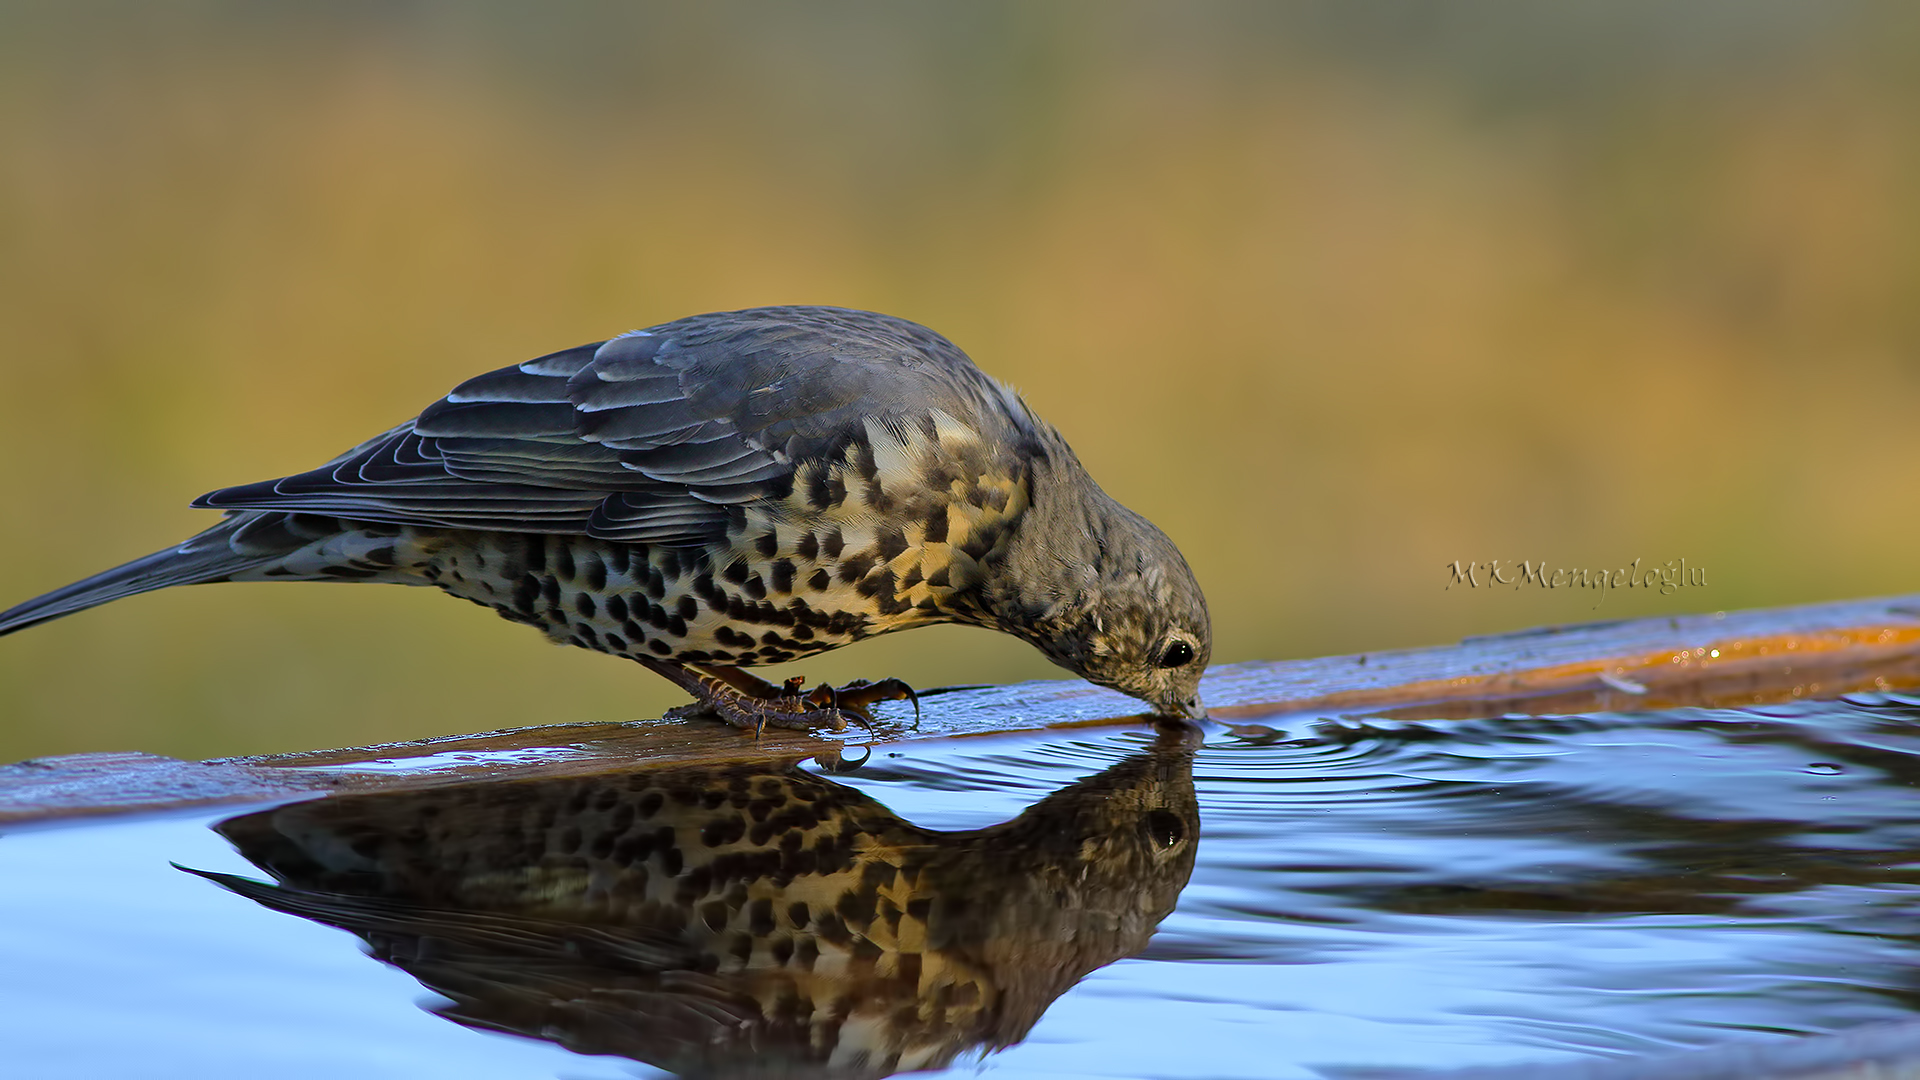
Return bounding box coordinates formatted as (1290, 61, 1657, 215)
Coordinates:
(1060, 529, 1211, 720)
(991, 488, 1212, 720)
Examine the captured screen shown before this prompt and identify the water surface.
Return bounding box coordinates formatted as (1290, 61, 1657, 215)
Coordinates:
(2, 694, 1917, 1078)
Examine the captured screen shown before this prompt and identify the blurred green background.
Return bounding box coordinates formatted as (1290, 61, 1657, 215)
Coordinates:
(2, 1, 1917, 762)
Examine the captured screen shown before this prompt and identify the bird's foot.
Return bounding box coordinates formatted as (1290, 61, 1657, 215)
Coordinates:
(820, 677, 922, 730)
(642, 659, 918, 735)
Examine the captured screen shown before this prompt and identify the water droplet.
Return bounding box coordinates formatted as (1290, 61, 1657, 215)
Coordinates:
(1806, 762, 1843, 775)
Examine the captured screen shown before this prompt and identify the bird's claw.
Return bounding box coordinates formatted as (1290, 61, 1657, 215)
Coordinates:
(806, 677, 920, 730)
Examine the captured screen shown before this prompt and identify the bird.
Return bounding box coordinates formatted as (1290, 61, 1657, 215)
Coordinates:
(184, 735, 1200, 1077)
(0, 306, 1211, 731)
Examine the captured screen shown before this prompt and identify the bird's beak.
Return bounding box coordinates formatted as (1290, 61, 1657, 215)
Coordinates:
(1164, 693, 1207, 721)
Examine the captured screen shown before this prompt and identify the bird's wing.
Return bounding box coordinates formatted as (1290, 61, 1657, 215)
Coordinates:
(194, 307, 1031, 545)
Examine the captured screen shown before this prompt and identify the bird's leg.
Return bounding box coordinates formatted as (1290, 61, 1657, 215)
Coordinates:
(696, 664, 919, 728)
(638, 658, 914, 734)
(643, 660, 846, 734)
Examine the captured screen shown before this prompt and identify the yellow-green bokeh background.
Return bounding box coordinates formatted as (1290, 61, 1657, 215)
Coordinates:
(2, 2, 1917, 762)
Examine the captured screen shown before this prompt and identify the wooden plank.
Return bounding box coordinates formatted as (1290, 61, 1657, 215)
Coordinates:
(1206, 592, 1920, 722)
(3, 591, 1918, 825)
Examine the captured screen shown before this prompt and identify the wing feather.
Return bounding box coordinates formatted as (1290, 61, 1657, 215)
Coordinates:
(515, 343, 601, 377)
(414, 400, 577, 439)
(442, 369, 565, 404)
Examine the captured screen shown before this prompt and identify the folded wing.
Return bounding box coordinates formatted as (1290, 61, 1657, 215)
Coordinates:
(194, 307, 1027, 546)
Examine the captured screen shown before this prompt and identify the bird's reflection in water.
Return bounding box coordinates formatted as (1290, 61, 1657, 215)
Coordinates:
(188, 729, 1198, 1078)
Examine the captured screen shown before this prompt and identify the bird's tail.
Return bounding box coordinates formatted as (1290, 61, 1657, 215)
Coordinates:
(0, 512, 374, 637)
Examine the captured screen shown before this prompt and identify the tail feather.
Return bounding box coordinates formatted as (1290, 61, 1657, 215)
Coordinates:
(0, 512, 334, 637)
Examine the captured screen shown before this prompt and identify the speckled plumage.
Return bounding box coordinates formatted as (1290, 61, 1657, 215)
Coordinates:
(187, 739, 1199, 1077)
(0, 307, 1211, 725)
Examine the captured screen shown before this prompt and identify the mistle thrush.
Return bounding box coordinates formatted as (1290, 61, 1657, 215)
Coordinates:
(186, 737, 1199, 1075)
(0, 307, 1211, 730)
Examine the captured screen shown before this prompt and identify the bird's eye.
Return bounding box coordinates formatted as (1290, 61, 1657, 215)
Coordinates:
(1158, 639, 1195, 668)
(1143, 808, 1187, 850)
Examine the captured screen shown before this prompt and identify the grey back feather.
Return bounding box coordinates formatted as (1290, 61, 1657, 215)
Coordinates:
(194, 307, 1030, 545)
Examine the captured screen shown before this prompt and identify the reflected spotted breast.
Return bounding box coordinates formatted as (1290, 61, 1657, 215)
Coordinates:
(190, 742, 1200, 1077)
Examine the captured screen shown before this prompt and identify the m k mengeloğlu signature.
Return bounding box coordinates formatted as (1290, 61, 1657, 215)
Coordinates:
(1445, 558, 1706, 608)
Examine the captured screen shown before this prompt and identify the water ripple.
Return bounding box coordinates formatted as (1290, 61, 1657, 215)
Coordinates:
(6, 695, 1920, 1077)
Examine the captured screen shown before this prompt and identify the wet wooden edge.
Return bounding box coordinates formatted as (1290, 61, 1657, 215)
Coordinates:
(4, 590, 1918, 827)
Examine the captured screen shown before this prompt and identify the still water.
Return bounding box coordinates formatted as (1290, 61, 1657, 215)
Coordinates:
(2, 694, 1918, 1079)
